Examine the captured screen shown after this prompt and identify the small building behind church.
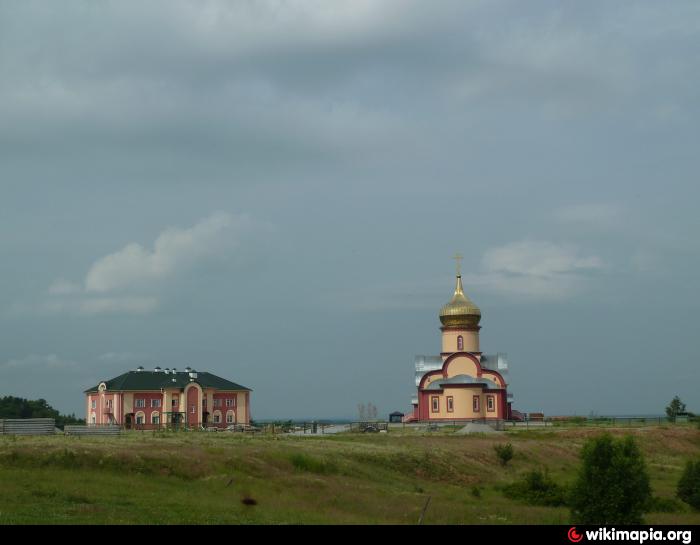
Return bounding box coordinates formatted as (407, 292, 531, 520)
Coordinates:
(389, 411, 405, 423)
(85, 366, 251, 429)
(410, 262, 512, 422)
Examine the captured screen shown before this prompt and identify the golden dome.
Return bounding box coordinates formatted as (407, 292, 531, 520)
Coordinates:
(439, 275, 481, 327)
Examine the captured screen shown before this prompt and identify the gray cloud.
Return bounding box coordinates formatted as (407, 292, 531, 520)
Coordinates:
(1, 1, 699, 418)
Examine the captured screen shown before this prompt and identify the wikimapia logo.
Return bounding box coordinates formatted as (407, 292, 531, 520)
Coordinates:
(567, 527, 693, 544)
(569, 528, 584, 543)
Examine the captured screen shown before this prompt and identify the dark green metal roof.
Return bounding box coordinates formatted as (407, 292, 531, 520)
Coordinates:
(84, 370, 252, 393)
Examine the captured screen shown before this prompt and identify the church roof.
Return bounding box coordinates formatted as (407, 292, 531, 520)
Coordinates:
(439, 275, 481, 327)
(425, 374, 501, 390)
(84, 370, 251, 393)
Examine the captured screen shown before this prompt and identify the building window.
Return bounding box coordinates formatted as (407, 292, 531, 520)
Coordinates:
(105, 399, 112, 409)
(213, 399, 222, 408)
(135, 399, 145, 408)
(91, 416, 96, 424)
(447, 396, 454, 413)
(190, 405, 196, 414)
(91, 400, 96, 409)
(487, 395, 495, 412)
(151, 399, 161, 408)
(225, 398, 234, 407)
(213, 414, 221, 423)
(457, 336, 463, 351)
(473, 396, 480, 412)
(202, 399, 207, 408)
(136, 415, 144, 425)
(431, 396, 439, 413)
(152, 414, 160, 424)
(226, 414, 234, 424)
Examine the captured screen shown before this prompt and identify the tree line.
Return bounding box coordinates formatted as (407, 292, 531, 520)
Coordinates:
(0, 396, 84, 428)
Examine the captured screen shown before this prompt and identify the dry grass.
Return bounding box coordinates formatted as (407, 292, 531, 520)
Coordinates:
(0, 425, 698, 524)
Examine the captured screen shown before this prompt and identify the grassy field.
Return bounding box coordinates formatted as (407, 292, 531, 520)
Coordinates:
(0, 425, 699, 524)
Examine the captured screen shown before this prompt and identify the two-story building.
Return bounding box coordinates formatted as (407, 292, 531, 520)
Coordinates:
(84, 366, 251, 428)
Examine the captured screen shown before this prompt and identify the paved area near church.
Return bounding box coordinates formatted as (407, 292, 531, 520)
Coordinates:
(289, 424, 351, 435)
(456, 422, 503, 434)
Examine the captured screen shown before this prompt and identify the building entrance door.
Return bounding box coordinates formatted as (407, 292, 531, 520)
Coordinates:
(187, 387, 199, 427)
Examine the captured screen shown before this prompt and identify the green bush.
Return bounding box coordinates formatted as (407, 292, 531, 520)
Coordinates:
(494, 443, 514, 466)
(677, 459, 700, 511)
(502, 468, 567, 506)
(569, 434, 652, 524)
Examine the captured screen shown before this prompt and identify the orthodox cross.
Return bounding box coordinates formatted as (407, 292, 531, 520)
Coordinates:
(453, 253, 463, 276)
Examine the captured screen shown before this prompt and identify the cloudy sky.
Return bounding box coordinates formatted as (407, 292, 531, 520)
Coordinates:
(1, 0, 699, 419)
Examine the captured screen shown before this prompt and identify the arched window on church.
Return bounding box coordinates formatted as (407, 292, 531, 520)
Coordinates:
(457, 336, 463, 351)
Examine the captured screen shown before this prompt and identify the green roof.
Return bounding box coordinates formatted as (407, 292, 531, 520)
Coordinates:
(84, 370, 251, 393)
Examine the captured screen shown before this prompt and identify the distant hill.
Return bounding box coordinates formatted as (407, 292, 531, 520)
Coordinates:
(0, 396, 84, 428)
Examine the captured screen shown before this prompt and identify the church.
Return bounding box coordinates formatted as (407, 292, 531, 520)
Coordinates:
(409, 257, 512, 421)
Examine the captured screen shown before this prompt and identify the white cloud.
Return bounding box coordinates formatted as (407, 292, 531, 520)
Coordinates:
(36, 211, 249, 315)
(337, 240, 605, 310)
(85, 211, 239, 293)
(481, 240, 603, 277)
(98, 352, 149, 363)
(465, 240, 604, 300)
(1, 354, 78, 369)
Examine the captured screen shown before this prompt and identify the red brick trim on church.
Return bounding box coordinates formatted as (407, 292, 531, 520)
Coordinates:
(418, 352, 507, 391)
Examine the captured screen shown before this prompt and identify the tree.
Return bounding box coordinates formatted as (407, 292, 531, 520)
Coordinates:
(569, 434, 652, 524)
(677, 459, 700, 511)
(0, 396, 85, 428)
(666, 396, 687, 419)
(494, 443, 514, 466)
